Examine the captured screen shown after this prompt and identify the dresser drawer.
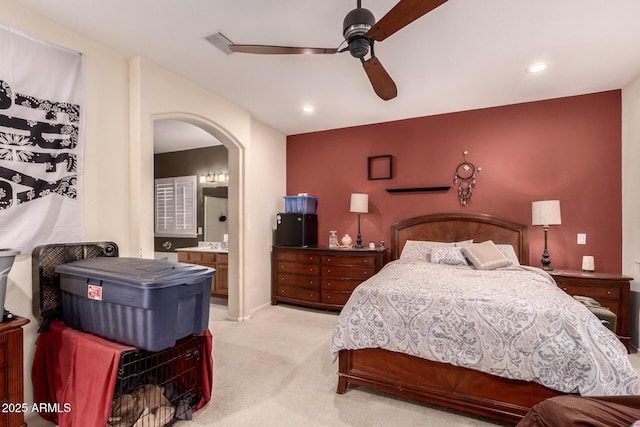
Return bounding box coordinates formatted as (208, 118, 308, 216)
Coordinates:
(272, 246, 388, 310)
(321, 291, 352, 306)
(277, 284, 320, 302)
(277, 261, 320, 275)
(558, 284, 621, 301)
(277, 273, 319, 289)
(276, 251, 320, 264)
(321, 278, 362, 292)
(322, 255, 377, 267)
(0, 341, 6, 367)
(0, 340, 7, 402)
(322, 265, 375, 279)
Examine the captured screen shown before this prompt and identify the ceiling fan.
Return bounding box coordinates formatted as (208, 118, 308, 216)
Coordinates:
(225, 0, 448, 101)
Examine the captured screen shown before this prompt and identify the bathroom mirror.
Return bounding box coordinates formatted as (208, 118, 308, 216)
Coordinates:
(203, 186, 228, 242)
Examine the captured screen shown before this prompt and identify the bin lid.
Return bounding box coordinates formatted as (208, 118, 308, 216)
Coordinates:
(55, 257, 215, 288)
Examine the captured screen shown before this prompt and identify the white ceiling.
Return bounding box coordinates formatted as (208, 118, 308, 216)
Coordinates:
(14, 0, 640, 146)
(153, 120, 221, 154)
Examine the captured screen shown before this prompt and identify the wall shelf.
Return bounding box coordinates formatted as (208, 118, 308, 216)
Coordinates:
(386, 186, 451, 193)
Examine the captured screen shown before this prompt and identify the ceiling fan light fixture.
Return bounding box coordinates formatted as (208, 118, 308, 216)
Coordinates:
(343, 8, 375, 38)
(302, 106, 314, 113)
(343, 7, 375, 58)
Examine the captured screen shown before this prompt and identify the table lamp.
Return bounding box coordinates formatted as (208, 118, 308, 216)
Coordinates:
(350, 193, 368, 248)
(532, 200, 562, 271)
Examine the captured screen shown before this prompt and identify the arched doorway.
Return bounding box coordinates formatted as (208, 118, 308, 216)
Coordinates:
(150, 113, 244, 320)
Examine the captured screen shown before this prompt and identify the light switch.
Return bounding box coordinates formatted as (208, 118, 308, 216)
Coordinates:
(577, 233, 587, 245)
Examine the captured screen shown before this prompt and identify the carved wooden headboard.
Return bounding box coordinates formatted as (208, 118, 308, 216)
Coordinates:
(391, 212, 529, 264)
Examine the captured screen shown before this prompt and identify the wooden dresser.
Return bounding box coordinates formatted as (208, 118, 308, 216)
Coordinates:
(272, 246, 387, 310)
(550, 269, 632, 349)
(0, 316, 29, 427)
(177, 250, 228, 298)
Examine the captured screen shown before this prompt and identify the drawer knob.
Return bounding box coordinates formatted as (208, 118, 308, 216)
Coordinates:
(327, 295, 331, 299)
(327, 258, 331, 262)
(281, 289, 285, 293)
(327, 282, 331, 287)
(607, 291, 611, 295)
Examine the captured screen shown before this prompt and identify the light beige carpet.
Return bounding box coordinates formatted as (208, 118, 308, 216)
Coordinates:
(29, 301, 640, 427)
(188, 303, 511, 427)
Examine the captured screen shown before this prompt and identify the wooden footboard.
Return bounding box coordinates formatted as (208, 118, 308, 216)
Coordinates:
(335, 213, 565, 422)
(337, 348, 563, 423)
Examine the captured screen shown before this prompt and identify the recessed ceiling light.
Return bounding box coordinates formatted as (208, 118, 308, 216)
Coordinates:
(302, 106, 314, 113)
(527, 63, 548, 73)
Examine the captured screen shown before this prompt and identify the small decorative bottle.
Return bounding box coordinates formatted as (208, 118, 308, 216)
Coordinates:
(329, 231, 338, 248)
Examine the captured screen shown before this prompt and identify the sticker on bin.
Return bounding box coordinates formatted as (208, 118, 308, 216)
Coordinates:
(87, 284, 103, 301)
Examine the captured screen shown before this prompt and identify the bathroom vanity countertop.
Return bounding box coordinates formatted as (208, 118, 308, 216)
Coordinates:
(175, 246, 228, 253)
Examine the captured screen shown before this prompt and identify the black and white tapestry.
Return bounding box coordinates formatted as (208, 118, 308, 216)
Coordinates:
(0, 26, 83, 254)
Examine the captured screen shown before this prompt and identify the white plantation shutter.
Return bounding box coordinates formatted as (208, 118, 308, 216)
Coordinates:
(155, 175, 197, 237)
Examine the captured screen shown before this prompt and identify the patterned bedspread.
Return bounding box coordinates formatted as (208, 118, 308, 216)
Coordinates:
(331, 259, 638, 395)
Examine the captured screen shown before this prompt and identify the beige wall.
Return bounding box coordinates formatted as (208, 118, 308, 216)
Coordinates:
(2, 0, 132, 408)
(246, 120, 288, 314)
(2, 0, 286, 409)
(622, 74, 640, 349)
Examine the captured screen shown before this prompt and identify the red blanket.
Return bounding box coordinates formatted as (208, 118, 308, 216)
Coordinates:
(32, 321, 213, 426)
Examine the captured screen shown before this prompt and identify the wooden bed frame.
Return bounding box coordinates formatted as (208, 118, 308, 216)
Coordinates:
(336, 212, 563, 423)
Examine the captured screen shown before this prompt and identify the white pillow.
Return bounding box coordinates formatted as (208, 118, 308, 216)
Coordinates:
(495, 244, 520, 266)
(454, 239, 474, 247)
(431, 247, 469, 266)
(461, 240, 512, 270)
(400, 240, 454, 261)
(400, 240, 474, 262)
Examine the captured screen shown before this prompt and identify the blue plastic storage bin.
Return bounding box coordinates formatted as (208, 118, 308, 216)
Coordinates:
(55, 257, 215, 351)
(284, 195, 317, 214)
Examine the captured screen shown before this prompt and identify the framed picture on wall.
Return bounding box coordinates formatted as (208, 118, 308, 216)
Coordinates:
(368, 155, 393, 180)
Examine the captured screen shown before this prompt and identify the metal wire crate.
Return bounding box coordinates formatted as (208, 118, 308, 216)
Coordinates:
(31, 241, 118, 331)
(109, 334, 205, 427)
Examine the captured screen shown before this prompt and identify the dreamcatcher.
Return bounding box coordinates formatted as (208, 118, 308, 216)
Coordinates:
(453, 151, 480, 206)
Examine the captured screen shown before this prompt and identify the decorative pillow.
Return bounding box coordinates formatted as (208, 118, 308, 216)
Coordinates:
(431, 247, 469, 266)
(454, 239, 474, 247)
(496, 244, 520, 266)
(461, 240, 512, 270)
(399, 240, 454, 261)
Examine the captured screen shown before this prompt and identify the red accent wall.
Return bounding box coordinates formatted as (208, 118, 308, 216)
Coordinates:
(286, 91, 622, 272)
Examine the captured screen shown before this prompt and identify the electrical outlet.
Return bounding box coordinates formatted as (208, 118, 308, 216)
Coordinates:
(577, 233, 587, 245)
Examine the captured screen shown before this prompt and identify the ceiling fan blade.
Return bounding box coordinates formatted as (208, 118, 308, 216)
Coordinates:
(368, 0, 448, 42)
(362, 57, 397, 101)
(229, 44, 338, 55)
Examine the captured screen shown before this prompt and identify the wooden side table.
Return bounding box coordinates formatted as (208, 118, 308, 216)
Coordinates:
(550, 269, 632, 350)
(0, 316, 30, 427)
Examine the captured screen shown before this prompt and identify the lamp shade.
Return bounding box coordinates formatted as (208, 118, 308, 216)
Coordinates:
(532, 200, 562, 226)
(350, 193, 369, 214)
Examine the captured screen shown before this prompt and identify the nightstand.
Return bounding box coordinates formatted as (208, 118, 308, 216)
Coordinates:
(0, 316, 29, 427)
(550, 269, 632, 350)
